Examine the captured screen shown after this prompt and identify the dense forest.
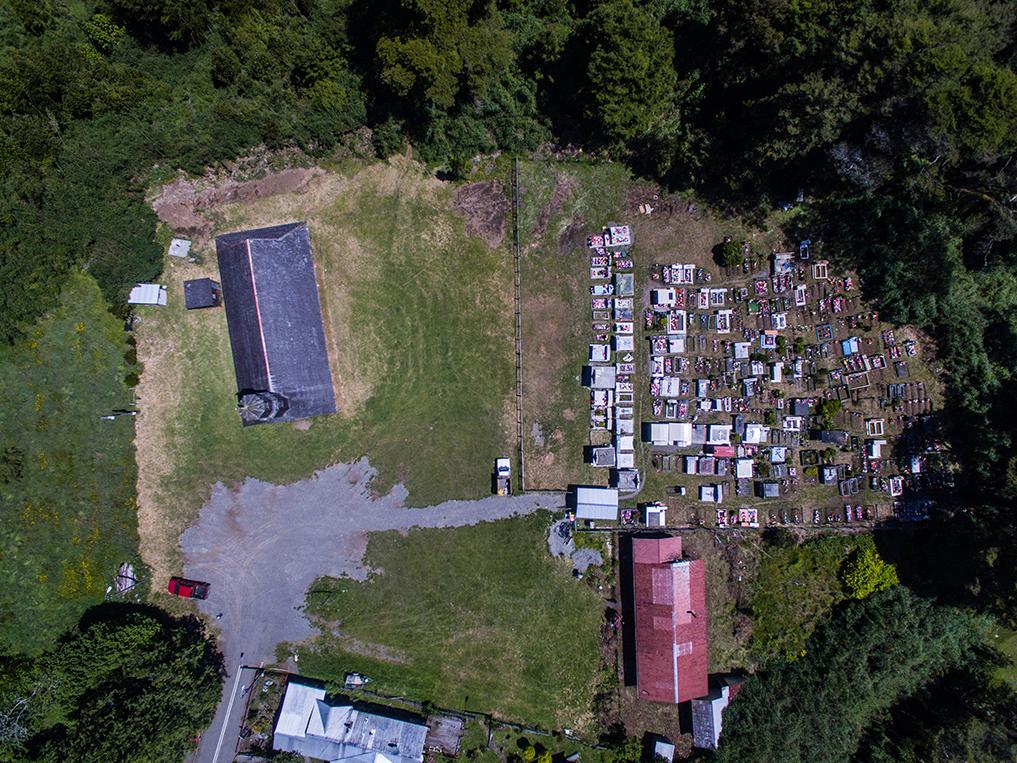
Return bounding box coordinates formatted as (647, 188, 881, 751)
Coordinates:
(1, 0, 1016, 759)
(0, 606, 222, 761)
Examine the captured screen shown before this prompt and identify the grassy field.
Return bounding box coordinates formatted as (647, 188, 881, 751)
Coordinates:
(993, 625, 1017, 687)
(135, 157, 515, 588)
(515, 159, 781, 491)
(297, 513, 605, 731)
(516, 160, 629, 489)
(0, 273, 141, 653)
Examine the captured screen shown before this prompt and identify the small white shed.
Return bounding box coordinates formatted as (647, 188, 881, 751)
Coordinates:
(128, 284, 167, 306)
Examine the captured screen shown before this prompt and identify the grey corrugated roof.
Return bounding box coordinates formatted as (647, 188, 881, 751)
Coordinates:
(274, 679, 426, 763)
(216, 222, 336, 425)
(692, 686, 731, 749)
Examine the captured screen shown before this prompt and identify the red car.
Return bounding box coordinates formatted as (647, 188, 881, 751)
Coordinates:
(167, 577, 210, 599)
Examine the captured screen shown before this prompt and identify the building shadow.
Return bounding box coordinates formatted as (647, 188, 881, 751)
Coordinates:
(618, 533, 637, 687)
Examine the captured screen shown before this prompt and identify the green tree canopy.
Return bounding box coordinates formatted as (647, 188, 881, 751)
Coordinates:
(841, 537, 900, 599)
(0, 606, 223, 762)
(720, 238, 744, 266)
(717, 588, 987, 763)
(817, 398, 842, 427)
(375, 0, 513, 111)
(580, 0, 677, 148)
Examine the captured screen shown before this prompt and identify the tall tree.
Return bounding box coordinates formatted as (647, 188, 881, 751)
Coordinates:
(580, 0, 677, 149)
(0, 606, 223, 762)
(717, 588, 987, 763)
(374, 0, 513, 111)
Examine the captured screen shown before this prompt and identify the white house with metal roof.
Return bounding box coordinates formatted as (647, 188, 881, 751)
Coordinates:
(274, 679, 427, 763)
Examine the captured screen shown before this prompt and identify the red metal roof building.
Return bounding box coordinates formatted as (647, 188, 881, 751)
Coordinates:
(631, 536, 708, 704)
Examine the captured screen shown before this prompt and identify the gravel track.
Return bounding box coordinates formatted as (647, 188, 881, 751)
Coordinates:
(182, 459, 563, 762)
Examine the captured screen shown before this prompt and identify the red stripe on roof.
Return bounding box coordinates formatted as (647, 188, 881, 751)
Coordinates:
(246, 240, 272, 385)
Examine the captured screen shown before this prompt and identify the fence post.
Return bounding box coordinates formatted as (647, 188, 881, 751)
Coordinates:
(512, 157, 526, 492)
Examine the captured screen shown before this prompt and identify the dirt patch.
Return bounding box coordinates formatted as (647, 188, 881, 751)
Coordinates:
(627, 191, 782, 266)
(336, 635, 410, 664)
(151, 167, 324, 240)
(521, 294, 569, 422)
(623, 181, 663, 216)
(451, 181, 510, 249)
(533, 175, 577, 240)
(557, 216, 587, 257)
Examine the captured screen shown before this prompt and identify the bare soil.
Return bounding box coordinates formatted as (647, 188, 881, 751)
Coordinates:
(151, 167, 323, 239)
(533, 175, 577, 240)
(520, 292, 576, 488)
(451, 180, 511, 249)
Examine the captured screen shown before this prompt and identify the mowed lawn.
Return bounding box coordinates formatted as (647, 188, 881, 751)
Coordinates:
(298, 513, 604, 731)
(135, 158, 515, 586)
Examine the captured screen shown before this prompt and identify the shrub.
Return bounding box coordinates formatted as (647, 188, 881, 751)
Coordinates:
(721, 238, 745, 267)
(841, 538, 900, 599)
(817, 399, 842, 427)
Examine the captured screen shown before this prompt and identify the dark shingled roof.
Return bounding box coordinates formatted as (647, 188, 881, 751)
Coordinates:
(216, 222, 336, 425)
(184, 278, 220, 310)
(631, 536, 709, 704)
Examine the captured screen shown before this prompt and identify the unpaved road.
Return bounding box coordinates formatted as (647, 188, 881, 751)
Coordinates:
(181, 459, 563, 762)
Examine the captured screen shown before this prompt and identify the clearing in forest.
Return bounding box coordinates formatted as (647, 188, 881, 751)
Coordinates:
(516, 161, 771, 490)
(134, 157, 516, 590)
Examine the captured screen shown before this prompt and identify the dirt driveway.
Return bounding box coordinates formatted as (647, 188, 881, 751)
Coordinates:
(181, 459, 562, 761)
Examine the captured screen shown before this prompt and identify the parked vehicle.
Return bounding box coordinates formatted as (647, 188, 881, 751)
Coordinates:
(167, 577, 209, 599)
(494, 457, 511, 495)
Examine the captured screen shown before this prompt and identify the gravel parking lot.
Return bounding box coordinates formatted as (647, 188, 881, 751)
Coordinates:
(181, 459, 562, 761)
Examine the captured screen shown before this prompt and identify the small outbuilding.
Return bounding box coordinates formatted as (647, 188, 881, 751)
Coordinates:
(573, 486, 619, 523)
(816, 429, 849, 446)
(584, 365, 617, 390)
(613, 469, 641, 492)
(691, 677, 744, 750)
(128, 283, 167, 306)
(643, 502, 667, 527)
(589, 445, 617, 468)
(183, 278, 221, 310)
(168, 238, 192, 259)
